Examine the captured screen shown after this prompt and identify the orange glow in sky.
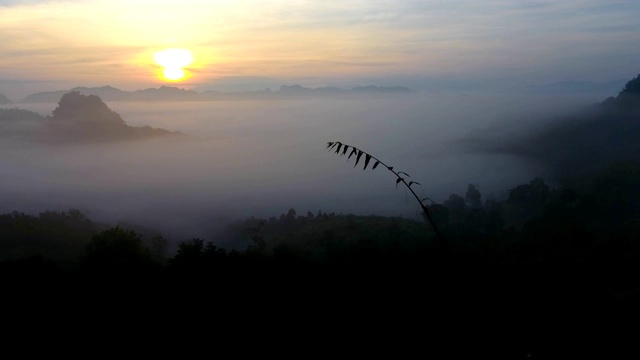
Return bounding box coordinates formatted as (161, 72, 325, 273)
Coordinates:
(1, 1, 638, 94)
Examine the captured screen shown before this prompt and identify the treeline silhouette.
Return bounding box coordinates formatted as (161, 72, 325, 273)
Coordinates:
(2, 162, 638, 357)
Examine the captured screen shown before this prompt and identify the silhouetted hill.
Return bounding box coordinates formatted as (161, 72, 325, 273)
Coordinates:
(69, 85, 130, 100)
(0, 108, 45, 138)
(131, 86, 200, 101)
(0, 93, 13, 104)
(20, 90, 69, 103)
(36, 92, 186, 143)
(20, 86, 128, 103)
(466, 73, 640, 178)
(1, 92, 186, 143)
(20, 84, 417, 103)
(278, 84, 315, 94)
(351, 85, 416, 94)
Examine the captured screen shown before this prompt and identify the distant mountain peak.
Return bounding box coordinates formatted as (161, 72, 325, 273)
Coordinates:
(277, 84, 416, 95)
(33, 91, 185, 143)
(279, 84, 310, 91)
(71, 85, 119, 91)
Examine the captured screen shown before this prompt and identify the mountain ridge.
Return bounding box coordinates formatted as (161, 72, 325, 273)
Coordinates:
(520, 79, 627, 95)
(19, 84, 417, 103)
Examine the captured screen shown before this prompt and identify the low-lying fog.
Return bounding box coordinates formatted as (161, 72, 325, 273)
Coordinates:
(0, 93, 601, 245)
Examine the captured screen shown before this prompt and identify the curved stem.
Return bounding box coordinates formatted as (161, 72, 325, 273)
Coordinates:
(328, 142, 444, 244)
(366, 154, 443, 243)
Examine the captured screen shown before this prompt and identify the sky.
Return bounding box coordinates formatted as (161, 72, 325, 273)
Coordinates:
(1, 0, 640, 97)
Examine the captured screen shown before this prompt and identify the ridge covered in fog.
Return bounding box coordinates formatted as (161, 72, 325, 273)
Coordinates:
(464, 74, 640, 178)
(0, 93, 13, 105)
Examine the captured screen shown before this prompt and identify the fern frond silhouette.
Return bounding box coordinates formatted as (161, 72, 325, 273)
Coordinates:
(326, 141, 443, 243)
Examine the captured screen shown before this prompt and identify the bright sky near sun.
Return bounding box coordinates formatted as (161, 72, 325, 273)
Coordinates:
(1, 0, 640, 96)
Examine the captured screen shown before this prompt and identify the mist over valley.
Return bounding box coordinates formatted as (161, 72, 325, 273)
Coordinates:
(0, 87, 600, 247)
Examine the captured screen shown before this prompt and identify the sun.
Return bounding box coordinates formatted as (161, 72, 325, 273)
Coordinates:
(153, 49, 193, 81)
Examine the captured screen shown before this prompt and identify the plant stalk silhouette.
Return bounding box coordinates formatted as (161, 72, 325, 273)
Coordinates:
(326, 141, 443, 245)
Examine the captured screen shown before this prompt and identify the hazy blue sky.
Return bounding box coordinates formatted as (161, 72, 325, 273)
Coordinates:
(1, 0, 639, 96)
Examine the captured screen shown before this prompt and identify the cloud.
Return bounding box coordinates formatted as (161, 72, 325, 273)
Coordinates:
(1, 0, 639, 90)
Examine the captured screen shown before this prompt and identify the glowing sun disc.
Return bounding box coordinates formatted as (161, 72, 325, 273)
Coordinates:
(154, 49, 193, 68)
(154, 48, 193, 81)
(163, 68, 185, 81)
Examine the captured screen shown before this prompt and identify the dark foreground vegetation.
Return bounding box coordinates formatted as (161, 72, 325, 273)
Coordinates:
(1, 161, 639, 357)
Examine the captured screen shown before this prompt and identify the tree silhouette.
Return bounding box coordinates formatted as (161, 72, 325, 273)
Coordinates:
(443, 193, 467, 224)
(621, 74, 640, 94)
(465, 184, 482, 209)
(81, 226, 156, 277)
